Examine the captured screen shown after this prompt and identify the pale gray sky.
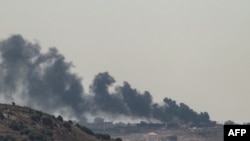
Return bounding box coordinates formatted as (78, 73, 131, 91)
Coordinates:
(1, 0, 250, 123)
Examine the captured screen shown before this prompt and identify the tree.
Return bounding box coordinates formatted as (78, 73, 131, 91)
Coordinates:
(57, 115, 63, 122)
(0, 110, 4, 119)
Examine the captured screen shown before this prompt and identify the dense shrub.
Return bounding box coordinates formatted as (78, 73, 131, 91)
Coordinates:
(31, 114, 41, 122)
(115, 138, 122, 141)
(36, 111, 43, 117)
(41, 129, 53, 137)
(28, 133, 47, 141)
(7, 111, 13, 115)
(76, 124, 94, 136)
(57, 115, 63, 122)
(95, 133, 111, 140)
(20, 129, 31, 135)
(40, 129, 53, 137)
(68, 120, 73, 124)
(0, 135, 16, 141)
(42, 117, 53, 127)
(63, 122, 72, 132)
(29, 109, 33, 114)
(9, 120, 24, 131)
(0, 111, 4, 119)
(46, 130, 53, 137)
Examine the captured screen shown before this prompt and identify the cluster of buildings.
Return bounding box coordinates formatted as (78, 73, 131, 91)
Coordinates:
(117, 132, 177, 141)
(84, 117, 222, 141)
(147, 132, 177, 141)
(85, 117, 178, 141)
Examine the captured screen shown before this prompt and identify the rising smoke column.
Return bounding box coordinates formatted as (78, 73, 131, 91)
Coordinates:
(0, 35, 40, 102)
(0, 35, 86, 117)
(90, 72, 129, 115)
(117, 82, 153, 117)
(89, 72, 154, 118)
(0, 35, 212, 126)
(89, 71, 212, 125)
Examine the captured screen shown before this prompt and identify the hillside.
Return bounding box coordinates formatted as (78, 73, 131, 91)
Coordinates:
(0, 103, 118, 141)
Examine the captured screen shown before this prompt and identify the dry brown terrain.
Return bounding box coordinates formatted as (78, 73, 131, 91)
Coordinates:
(0, 103, 117, 141)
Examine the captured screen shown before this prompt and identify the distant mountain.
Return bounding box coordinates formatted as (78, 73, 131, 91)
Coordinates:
(0, 103, 120, 141)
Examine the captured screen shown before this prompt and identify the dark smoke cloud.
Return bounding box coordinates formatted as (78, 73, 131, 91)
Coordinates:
(89, 72, 153, 118)
(89, 72, 212, 126)
(0, 35, 212, 126)
(90, 72, 128, 115)
(0, 35, 85, 117)
(118, 82, 153, 117)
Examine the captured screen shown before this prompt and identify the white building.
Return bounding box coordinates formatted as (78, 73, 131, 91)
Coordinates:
(147, 132, 158, 141)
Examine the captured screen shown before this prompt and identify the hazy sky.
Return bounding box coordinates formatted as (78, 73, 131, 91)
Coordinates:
(1, 0, 250, 123)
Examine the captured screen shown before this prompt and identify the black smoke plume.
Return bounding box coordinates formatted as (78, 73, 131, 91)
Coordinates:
(0, 35, 85, 118)
(0, 35, 213, 126)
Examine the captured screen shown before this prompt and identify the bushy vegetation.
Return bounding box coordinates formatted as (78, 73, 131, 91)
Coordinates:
(19, 128, 52, 141)
(36, 111, 43, 117)
(115, 138, 122, 141)
(0, 135, 16, 141)
(76, 124, 94, 136)
(0, 110, 4, 119)
(75, 123, 112, 140)
(31, 114, 41, 122)
(28, 132, 47, 141)
(95, 133, 111, 140)
(63, 122, 72, 131)
(0, 104, 115, 141)
(45, 130, 53, 137)
(30, 111, 43, 123)
(7, 111, 13, 115)
(9, 120, 24, 131)
(20, 128, 31, 135)
(42, 117, 53, 127)
(57, 115, 63, 122)
(68, 120, 73, 124)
